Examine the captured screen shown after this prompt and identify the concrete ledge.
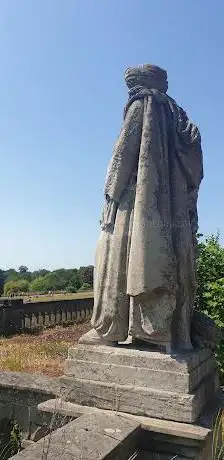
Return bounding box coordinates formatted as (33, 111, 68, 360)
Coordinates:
(37, 399, 213, 460)
(10, 413, 141, 460)
(0, 371, 60, 395)
(38, 398, 211, 441)
(0, 372, 61, 438)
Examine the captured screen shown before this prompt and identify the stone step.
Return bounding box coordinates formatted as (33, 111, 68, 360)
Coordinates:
(38, 399, 211, 441)
(59, 371, 219, 423)
(68, 345, 212, 373)
(11, 413, 140, 460)
(65, 356, 216, 393)
(38, 400, 212, 459)
(38, 400, 211, 459)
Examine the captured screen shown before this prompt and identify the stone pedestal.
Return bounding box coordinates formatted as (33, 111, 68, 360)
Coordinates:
(62, 345, 219, 423)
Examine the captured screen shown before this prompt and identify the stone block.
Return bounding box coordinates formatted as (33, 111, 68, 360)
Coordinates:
(38, 399, 212, 459)
(63, 344, 219, 423)
(60, 371, 219, 423)
(65, 354, 216, 393)
(10, 413, 141, 460)
(37, 398, 211, 441)
(68, 345, 212, 372)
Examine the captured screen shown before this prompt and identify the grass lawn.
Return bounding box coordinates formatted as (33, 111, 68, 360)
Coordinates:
(0, 322, 90, 377)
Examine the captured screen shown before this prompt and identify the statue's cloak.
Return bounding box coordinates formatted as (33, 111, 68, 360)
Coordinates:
(92, 88, 203, 347)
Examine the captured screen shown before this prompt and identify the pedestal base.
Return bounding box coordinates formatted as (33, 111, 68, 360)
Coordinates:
(62, 344, 219, 423)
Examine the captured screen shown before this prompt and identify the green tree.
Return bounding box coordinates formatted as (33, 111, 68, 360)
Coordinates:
(79, 282, 92, 292)
(66, 285, 77, 293)
(69, 269, 81, 290)
(31, 269, 50, 280)
(4, 269, 19, 282)
(43, 272, 66, 291)
(196, 234, 224, 313)
(0, 266, 88, 294)
(196, 234, 224, 380)
(0, 270, 5, 295)
(30, 271, 71, 292)
(4, 279, 30, 296)
(18, 266, 32, 282)
(30, 276, 48, 293)
(18, 266, 28, 275)
(79, 266, 93, 287)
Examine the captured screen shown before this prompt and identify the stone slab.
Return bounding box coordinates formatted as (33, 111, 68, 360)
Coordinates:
(64, 345, 219, 422)
(68, 345, 212, 372)
(0, 371, 60, 395)
(66, 345, 216, 394)
(59, 370, 219, 423)
(38, 399, 212, 460)
(65, 355, 216, 393)
(38, 399, 211, 441)
(0, 371, 62, 440)
(10, 413, 140, 460)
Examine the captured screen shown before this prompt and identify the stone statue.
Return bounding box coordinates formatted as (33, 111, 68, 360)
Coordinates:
(80, 64, 204, 351)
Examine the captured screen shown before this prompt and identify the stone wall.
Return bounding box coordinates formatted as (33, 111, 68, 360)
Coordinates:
(0, 372, 215, 459)
(0, 372, 60, 439)
(0, 297, 93, 334)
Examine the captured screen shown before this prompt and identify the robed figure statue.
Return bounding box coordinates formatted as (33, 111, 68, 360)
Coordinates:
(80, 64, 203, 351)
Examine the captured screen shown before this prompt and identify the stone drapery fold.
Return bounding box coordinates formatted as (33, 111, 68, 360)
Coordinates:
(91, 65, 203, 349)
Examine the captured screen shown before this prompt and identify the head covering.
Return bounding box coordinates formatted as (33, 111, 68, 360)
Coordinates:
(124, 64, 168, 93)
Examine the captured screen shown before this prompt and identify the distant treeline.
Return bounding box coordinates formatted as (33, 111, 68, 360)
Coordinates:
(0, 265, 93, 296)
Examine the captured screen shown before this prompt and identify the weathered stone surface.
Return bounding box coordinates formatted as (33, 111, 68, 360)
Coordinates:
(0, 371, 60, 394)
(64, 344, 219, 422)
(38, 399, 211, 441)
(192, 370, 220, 419)
(10, 413, 140, 460)
(140, 430, 202, 458)
(68, 345, 212, 372)
(66, 345, 216, 393)
(79, 64, 204, 352)
(0, 372, 61, 439)
(191, 310, 222, 350)
(21, 440, 35, 450)
(38, 399, 212, 460)
(60, 369, 219, 423)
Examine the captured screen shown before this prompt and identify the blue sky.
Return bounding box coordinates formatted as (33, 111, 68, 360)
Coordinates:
(1, 0, 223, 270)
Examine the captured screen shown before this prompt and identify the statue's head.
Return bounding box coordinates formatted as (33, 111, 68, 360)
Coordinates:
(124, 64, 168, 93)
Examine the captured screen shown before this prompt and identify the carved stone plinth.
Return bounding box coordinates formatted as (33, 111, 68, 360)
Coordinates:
(61, 345, 219, 423)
